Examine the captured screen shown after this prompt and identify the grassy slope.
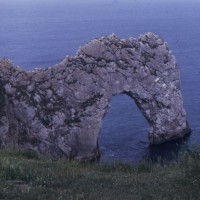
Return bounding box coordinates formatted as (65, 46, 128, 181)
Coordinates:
(0, 150, 200, 200)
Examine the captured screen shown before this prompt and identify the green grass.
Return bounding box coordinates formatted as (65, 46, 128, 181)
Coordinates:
(0, 150, 200, 200)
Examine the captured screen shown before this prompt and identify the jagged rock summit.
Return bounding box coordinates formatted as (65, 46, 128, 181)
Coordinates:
(0, 33, 190, 160)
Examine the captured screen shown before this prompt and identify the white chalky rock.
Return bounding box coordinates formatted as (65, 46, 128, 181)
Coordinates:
(0, 33, 190, 161)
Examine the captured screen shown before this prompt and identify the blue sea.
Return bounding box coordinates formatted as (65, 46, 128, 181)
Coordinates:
(0, 0, 200, 163)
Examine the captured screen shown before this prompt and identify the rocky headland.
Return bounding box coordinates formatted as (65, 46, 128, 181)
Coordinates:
(0, 33, 190, 161)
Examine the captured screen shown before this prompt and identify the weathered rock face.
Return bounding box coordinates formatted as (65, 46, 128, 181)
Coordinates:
(0, 33, 190, 160)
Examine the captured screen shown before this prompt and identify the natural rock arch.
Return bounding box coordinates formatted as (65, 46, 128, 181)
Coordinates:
(0, 33, 190, 160)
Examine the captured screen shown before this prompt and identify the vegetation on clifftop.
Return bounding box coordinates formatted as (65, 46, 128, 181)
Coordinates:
(0, 150, 200, 200)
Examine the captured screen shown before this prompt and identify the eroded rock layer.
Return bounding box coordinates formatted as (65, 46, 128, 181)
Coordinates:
(0, 33, 190, 160)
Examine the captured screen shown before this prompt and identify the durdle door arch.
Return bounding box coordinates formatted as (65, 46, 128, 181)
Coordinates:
(0, 33, 190, 161)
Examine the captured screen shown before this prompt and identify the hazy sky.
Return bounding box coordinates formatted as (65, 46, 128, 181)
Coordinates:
(0, 0, 199, 4)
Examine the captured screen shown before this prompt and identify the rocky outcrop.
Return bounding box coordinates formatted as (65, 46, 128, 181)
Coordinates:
(0, 33, 190, 160)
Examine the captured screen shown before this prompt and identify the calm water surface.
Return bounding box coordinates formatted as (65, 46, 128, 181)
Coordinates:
(0, 0, 200, 163)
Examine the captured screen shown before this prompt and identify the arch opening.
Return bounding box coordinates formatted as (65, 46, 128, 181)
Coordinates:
(98, 94, 149, 164)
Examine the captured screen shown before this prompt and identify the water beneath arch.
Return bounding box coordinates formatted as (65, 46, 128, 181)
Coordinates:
(98, 94, 190, 164)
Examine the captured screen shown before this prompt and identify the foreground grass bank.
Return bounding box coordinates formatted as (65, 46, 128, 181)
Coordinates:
(0, 150, 200, 200)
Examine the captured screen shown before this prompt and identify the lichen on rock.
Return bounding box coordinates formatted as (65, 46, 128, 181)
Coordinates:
(0, 33, 191, 161)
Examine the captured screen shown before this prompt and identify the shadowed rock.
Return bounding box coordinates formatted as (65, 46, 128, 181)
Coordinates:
(0, 33, 190, 161)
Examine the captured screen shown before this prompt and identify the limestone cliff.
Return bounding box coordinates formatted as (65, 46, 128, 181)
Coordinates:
(0, 33, 190, 160)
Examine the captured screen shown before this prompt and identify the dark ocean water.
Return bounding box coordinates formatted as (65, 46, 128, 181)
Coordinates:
(0, 0, 200, 163)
